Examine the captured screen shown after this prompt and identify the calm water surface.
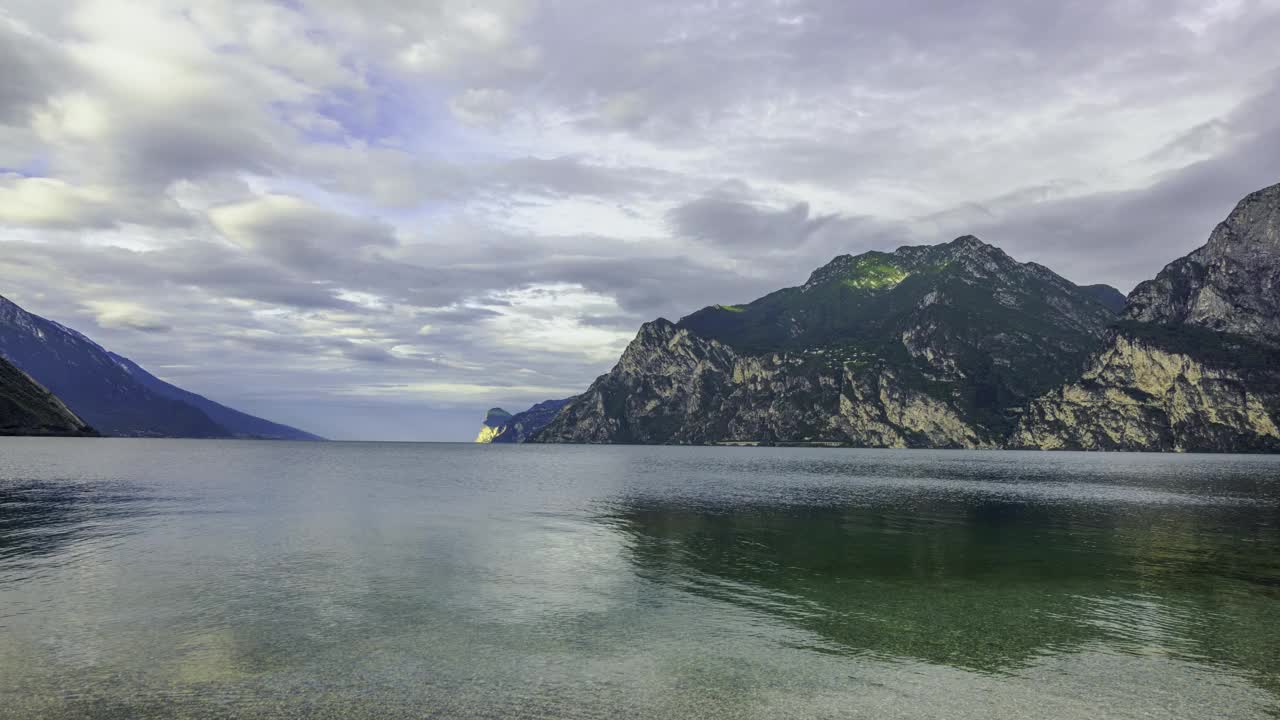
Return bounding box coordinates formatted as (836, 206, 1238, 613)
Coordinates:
(1, 439, 1279, 718)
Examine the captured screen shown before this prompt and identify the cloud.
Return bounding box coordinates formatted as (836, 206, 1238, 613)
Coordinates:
(449, 88, 515, 127)
(956, 76, 1280, 289)
(0, 16, 80, 123)
(0, 174, 190, 229)
(209, 195, 398, 269)
(0, 176, 116, 228)
(84, 299, 171, 333)
(668, 184, 837, 249)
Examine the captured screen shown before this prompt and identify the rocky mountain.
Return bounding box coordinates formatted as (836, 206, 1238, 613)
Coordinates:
(0, 294, 322, 440)
(0, 356, 96, 436)
(535, 236, 1120, 447)
(1012, 182, 1280, 452)
(475, 398, 573, 443)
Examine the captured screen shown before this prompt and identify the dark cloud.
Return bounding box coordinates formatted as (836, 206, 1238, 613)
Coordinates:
(210, 195, 398, 267)
(668, 185, 836, 249)
(0, 22, 77, 123)
(963, 79, 1280, 290)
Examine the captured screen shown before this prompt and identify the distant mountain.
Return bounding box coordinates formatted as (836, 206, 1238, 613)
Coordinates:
(536, 236, 1118, 446)
(1013, 182, 1280, 452)
(108, 353, 324, 441)
(475, 408, 514, 443)
(475, 398, 573, 443)
(0, 294, 322, 440)
(0, 356, 96, 436)
(1079, 284, 1127, 313)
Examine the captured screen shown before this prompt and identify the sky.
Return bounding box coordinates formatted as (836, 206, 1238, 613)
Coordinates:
(1, 0, 1278, 441)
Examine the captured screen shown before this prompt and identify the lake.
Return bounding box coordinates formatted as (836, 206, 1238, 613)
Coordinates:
(1, 439, 1278, 718)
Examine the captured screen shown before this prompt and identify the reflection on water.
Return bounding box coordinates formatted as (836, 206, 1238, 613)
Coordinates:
(608, 498, 1280, 684)
(0, 480, 158, 579)
(0, 439, 1278, 719)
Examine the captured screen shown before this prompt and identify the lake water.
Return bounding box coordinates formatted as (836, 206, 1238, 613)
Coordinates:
(1, 439, 1278, 719)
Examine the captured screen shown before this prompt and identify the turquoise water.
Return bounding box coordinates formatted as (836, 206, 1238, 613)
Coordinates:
(1, 439, 1278, 718)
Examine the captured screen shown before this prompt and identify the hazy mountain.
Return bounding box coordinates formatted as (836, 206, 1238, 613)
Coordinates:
(475, 399, 573, 443)
(0, 295, 321, 440)
(1079, 284, 1127, 313)
(108, 353, 324, 441)
(0, 356, 96, 436)
(475, 408, 515, 443)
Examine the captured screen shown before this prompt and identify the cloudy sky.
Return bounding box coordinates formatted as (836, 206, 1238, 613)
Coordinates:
(1, 0, 1278, 440)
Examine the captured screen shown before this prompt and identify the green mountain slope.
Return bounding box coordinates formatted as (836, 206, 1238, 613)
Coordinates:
(677, 236, 1118, 437)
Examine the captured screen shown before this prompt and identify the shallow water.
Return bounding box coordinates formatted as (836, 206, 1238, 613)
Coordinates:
(1, 439, 1278, 718)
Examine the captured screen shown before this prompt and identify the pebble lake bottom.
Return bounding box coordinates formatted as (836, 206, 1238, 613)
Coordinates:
(1, 438, 1278, 719)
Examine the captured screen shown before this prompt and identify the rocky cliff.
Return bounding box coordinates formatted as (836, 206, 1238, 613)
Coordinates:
(0, 356, 96, 436)
(1125, 183, 1280, 344)
(1013, 182, 1280, 451)
(535, 318, 993, 447)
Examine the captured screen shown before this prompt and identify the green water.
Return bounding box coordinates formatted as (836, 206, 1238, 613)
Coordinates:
(1, 440, 1278, 718)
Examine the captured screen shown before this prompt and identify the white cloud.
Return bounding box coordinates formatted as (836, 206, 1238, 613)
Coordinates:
(449, 88, 515, 127)
(208, 194, 396, 262)
(84, 299, 170, 332)
(477, 283, 637, 363)
(0, 176, 113, 227)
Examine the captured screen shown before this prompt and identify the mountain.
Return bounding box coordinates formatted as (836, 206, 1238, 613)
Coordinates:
(475, 408, 514, 443)
(1080, 284, 1127, 313)
(0, 294, 321, 440)
(1012, 182, 1280, 452)
(0, 356, 96, 436)
(475, 398, 573, 443)
(535, 236, 1119, 446)
(107, 353, 323, 441)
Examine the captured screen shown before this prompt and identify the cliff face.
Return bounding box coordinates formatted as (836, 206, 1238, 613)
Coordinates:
(1011, 332, 1280, 451)
(1013, 182, 1280, 452)
(536, 319, 990, 447)
(0, 356, 96, 436)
